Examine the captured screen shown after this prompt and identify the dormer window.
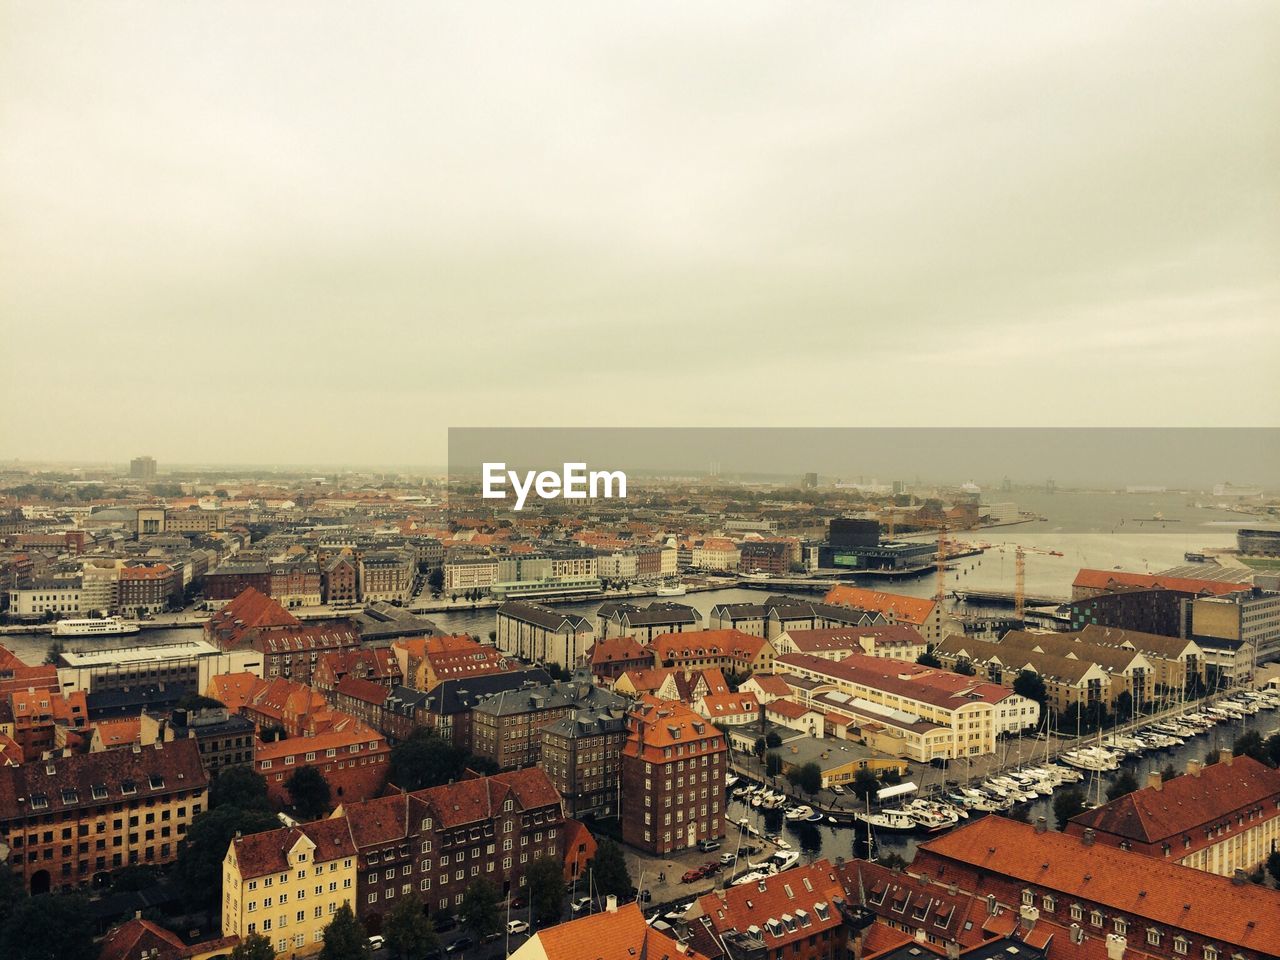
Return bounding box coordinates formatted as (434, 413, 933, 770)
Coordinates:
(149, 776, 164, 790)
(121, 781, 137, 796)
(30, 795, 48, 810)
(61, 789, 77, 805)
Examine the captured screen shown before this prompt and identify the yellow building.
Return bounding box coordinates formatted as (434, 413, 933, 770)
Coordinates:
(222, 818, 357, 958)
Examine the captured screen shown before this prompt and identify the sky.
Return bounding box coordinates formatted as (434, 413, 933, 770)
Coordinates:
(2, 2, 1278, 468)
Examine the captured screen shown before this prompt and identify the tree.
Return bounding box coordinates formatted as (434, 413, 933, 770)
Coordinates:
(177, 805, 280, 906)
(43, 640, 65, 666)
(590, 839, 634, 902)
(427, 568, 445, 593)
(1106, 770, 1139, 802)
(1266, 732, 1280, 768)
(389, 728, 467, 792)
(110, 864, 159, 892)
(1161, 763, 1177, 782)
(1204, 747, 1221, 766)
(210, 766, 271, 811)
(0, 892, 94, 960)
(1112, 690, 1133, 723)
(880, 766, 901, 786)
(286, 766, 333, 820)
(797, 762, 823, 796)
(0, 864, 25, 938)
(383, 895, 438, 960)
(231, 932, 277, 960)
(320, 903, 368, 960)
(765, 752, 783, 777)
(880, 851, 908, 870)
(460, 879, 501, 940)
(1267, 850, 1280, 887)
(954, 658, 976, 676)
(765, 732, 782, 749)
(1013, 670, 1047, 706)
(916, 647, 941, 668)
(1234, 730, 1267, 765)
(851, 768, 880, 800)
(526, 857, 565, 926)
(1053, 788, 1086, 830)
(753, 737, 767, 759)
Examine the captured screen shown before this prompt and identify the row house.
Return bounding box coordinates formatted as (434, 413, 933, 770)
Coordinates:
(330, 677, 392, 731)
(774, 625, 926, 663)
(392, 633, 514, 692)
(358, 550, 415, 603)
(650, 629, 777, 675)
(415, 668, 553, 752)
(0, 739, 207, 893)
(140, 704, 257, 776)
(321, 553, 359, 605)
(737, 539, 791, 576)
(600, 601, 703, 643)
(268, 559, 323, 608)
(335, 768, 565, 932)
(312, 648, 402, 695)
(933, 635, 1111, 717)
(586, 636, 653, 685)
(117, 563, 178, 616)
(823, 585, 946, 643)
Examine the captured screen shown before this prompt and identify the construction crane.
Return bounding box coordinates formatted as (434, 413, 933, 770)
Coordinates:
(1014, 545, 1026, 621)
(935, 527, 949, 602)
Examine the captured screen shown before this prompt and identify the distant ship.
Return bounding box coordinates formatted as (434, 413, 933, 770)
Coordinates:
(656, 583, 687, 597)
(52, 617, 141, 638)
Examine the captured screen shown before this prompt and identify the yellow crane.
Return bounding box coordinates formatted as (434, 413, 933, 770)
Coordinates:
(1014, 545, 1026, 620)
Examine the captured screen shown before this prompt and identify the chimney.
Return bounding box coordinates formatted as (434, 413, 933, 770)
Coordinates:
(1232, 869, 1248, 885)
(606, 894, 618, 913)
(1070, 923, 1083, 945)
(1146, 771, 1163, 792)
(945, 942, 961, 960)
(1034, 816, 1047, 834)
(1019, 905, 1039, 931)
(986, 894, 997, 915)
(1082, 829, 1095, 847)
(1186, 759, 1203, 778)
(1105, 934, 1127, 960)
(1221, 749, 1234, 766)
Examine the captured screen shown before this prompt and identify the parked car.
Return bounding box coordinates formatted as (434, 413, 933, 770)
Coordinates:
(506, 920, 530, 935)
(638, 889, 652, 903)
(698, 839, 721, 852)
(719, 852, 735, 865)
(829, 784, 845, 795)
(681, 867, 704, 883)
(571, 896, 592, 914)
(367, 935, 386, 951)
(433, 914, 458, 933)
(703, 861, 721, 874)
(446, 937, 473, 954)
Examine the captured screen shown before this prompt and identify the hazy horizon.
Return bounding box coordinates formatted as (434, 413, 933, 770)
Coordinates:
(4, 2, 1278, 464)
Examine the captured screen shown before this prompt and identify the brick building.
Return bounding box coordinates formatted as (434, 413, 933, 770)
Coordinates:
(117, 563, 177, 616)
(336, 768, 565, 932)
(539, 708, 628, 819)
(140, 703, 256, 775)
(0, 739, 208, 892)
(470, 677, 628, 771)
(737, 540, 792, 576)
(255, 721, 389, 807)
(321, 553, 359, 605)
(620, 697, 727, 855)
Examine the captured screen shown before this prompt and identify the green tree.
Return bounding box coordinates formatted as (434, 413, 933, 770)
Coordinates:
(526, 857, 565, 926)
(954, 658, 976, 676)
(286, 766, 333, 820)
(1267, 850, 1280, 886)
(880, 766, 901, 786)
(383, 895, 439, 960)
(0, 892, 94, 960)
(43, 640, 65, 666)
(210, 765, 271, 811)
(460, 879, 501, 940)
(1205, 747, 1221, 766)
(765, 752, 783, 777)
(177, 805, 280, 906)
(0, 864, 25, 938)
(1234, 730, 1267, 765)
(1266, 732, 1280, 768)
(916, 647, 941, 668)
(110, 864, 159, 892)
(1161, 763, 1177, 782)
(851, 767, 880, 800)
(590, 839, 633, 902)
(753, 737, 766, 759)
(427, 568, 445, 593)
(797, 762, 823, 796)
(320, 903, 368, 960)
(231, 932, 277, 960)
(1112, 690, 1133, 723)
(1053, 788, 1086, 830)
(765, 731, 782, 749)
(389, 728, 467, 792)
(880, 851, 908, 870)
(1106, 770, 1139, 802)
(1013, 670, 1047, 706)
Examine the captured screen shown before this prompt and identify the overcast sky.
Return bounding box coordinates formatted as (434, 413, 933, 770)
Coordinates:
(2, 2, 1277, 468)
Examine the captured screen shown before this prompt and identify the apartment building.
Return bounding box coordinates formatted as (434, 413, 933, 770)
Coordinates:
(358, 550, 415, 603)
(539, 709, 628, 819)
(650, 629, 777, 674)
(823, 585, 947, 643)
(1191, 589, 1280, 683)
(494, 600, 594, 670)
(933, 635, 1111, 717)
(221, 818, 357, 958)
(598, 601, 704, 643)
(255, 722, 390, 806)
(774, 625, 926, 663)
(0, 739, 208, 893)
(620, 697, 727, 855)
(775, 651, 1039, 757)
(470, 677, 628, 770)
(1067, 754, 1280, 877)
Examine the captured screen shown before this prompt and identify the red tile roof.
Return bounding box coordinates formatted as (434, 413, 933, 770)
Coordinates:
(823, 586, 937, 625)
(623, 696, 727, 763)
(1072, 569, 1250, 596)
(915, 815, 1280, 953)
(533, 901, 708, 960)
(693, 859, 846, 951)
(588, 636, 651, 667)
(229, 816, 356, 878)
(98, 918, 186, 960)
(776, 651, 1019, 710)
(651, 629, 768, 664)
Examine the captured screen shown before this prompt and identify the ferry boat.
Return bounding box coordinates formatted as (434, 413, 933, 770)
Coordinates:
(656, 583, 687, 597)
(52, 617, 141, 638)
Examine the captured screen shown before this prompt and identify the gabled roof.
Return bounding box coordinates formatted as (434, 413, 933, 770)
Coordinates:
(1072, 569, 1249, 597)
(651, 629, 768, 664)
(98, 918, 186, 960)
(823, 586, 936, 625)
(230, 816, 355, 878)
(588, 636, 652, 667)
(209, 587, 300, 631)
(692, 859, 846, 951)
(915, 815, 1280, 952)
(531, 901, 708, 960)
(1069, 754, 1280, 845)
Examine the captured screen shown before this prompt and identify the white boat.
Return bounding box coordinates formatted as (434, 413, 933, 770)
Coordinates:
(52, 617, 141, 638)
(725, 774, 740, 788)
(784, 805, 814, 821)
(904, 800, 959, 832)
(656, 584, 687, 597)
(855, 810, 917, 833)
(1060, 747, 1120, 772)
(732, 871, 769, 886)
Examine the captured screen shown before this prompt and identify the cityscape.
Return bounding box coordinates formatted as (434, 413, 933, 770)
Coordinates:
(4, 3, 1279, 960)
(0, 461, 1278, 960)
